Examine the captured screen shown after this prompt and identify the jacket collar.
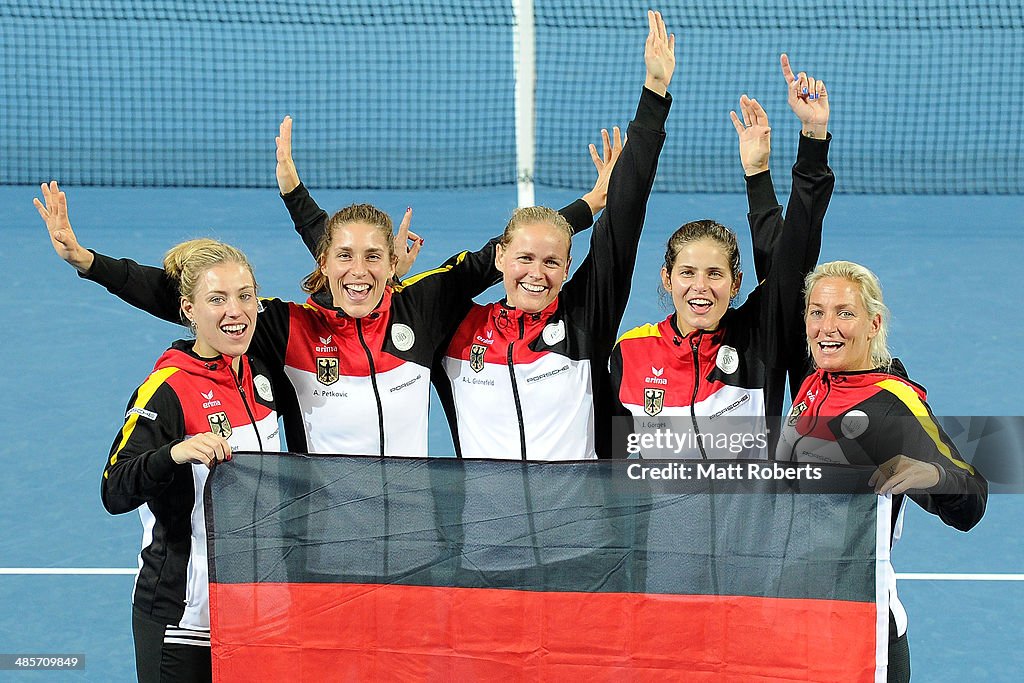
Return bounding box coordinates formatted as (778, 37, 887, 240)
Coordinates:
(490, 296, 560, 340)
(154, 340, 243, 386)
(814, 358, 924, 394)
(657, 314, 724, 361)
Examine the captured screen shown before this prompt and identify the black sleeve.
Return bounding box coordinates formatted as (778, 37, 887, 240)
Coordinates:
(102, 380, 186, 515)
(739, 133, 834, 375)
(286, 178, 592, 258)
(81, 251, 183, 325)
(745, 170, 782, 284)
(281, 183, 330, 257)
(561, 87, 671, 348)
(873, 398, 988, 532)
(560, 198, 595, 235)
(82, 251, 292, 369)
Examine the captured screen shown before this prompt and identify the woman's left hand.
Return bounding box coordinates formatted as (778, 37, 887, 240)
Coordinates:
(582, 126, 624, 216)
(869, 454, 941, 495)
(394, 207, 423, 280)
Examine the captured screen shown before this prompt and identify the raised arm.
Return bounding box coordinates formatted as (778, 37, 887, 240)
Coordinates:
(732, 96, 777, 281)
(742, 56, 834, 377)
(562, 9, 673, 343)
(276, 116, 330, 258)
(35, 181, 94, 274)
(35, 181, 183, 324)
(281, 107, 599, 295)
(745, 54, 832, 278)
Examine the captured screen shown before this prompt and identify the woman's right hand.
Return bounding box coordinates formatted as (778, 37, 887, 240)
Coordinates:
(34, 180, 94, 274)
(643, 10, 675, 96)
(276, 115, 301, 194)
(780, 54, 829, 139)
(170, 432, 233, 468)
(730, 95, 771, 176)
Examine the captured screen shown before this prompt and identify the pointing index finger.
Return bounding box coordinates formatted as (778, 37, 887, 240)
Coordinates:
(780, 53, 797, 83)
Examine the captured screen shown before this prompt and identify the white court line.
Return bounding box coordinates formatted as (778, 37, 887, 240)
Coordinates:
(1, 568, 1023, 580)
(0, 568, 137, 575)
(897, 573, 1024, 581)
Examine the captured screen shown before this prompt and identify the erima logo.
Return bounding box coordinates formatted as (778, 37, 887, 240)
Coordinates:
(201, 390, 222, 409)
(201, 390, 214, 400)
(645, 367, 668, 385)
(316, 334, 338, 354)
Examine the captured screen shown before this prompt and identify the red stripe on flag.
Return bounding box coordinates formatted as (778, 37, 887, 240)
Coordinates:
(210, 582, 877, 681)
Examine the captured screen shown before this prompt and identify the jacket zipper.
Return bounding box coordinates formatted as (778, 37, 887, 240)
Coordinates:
(507, 315, 528, 460)
(356, 318, 386, 456)
(232, 359, 264, 452)
(788, 373, 831, 460)
(689, 334, 708, 459)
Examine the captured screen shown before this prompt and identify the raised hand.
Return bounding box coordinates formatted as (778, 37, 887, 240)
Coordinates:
(170, 432, 233, 468)
(868, 454, 942, 495)
(644, 10, 676, 96)
(730, 95, 771, 176)
(393, 208, 423, 280)
(582, 126, 624, 216)
(276, 115, 301, 194)
(33, 180, 94, 273)
(780, 54, 829, 139)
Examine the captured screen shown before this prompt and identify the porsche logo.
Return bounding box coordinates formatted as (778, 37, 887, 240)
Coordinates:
(207, 411, 232, 439)
(644, 388, 665, 416)
(316, 357, 339, 385)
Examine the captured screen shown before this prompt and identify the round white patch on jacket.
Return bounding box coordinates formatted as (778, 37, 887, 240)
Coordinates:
(716, 345, 739, 374)
(841, 410, 870, 439)
(542, 320, 566, 345)
(254, 374, 274, 402)
(391, 323, 415, 351)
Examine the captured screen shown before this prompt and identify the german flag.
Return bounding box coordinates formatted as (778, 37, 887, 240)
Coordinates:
(206, 455, 890, 681)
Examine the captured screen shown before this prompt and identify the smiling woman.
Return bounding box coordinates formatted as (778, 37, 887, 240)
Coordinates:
(779, 259, 988, 682)
(300, 204, 397, 319)
(611, 53, 834, 459)
(494, 206, 573, 313)
(35, 182, 283, 683)
(437, 10, 675, 460)
(803, 260, 888, 373)
(167, 241, 261, 360)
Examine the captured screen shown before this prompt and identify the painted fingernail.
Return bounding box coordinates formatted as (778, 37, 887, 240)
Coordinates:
(419, 238, 425, 245)
(802, 87, 808, 94)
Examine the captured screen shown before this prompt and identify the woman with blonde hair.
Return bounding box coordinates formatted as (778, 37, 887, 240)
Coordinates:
(780, 259, 988, 682)
(36, 191, 280, 682)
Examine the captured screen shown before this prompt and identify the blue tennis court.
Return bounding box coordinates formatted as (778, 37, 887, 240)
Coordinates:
(3, 0, 1022, 679)
(3, 185, 1022, 681)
